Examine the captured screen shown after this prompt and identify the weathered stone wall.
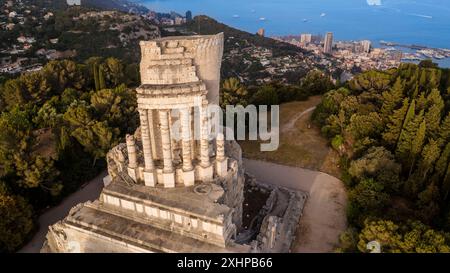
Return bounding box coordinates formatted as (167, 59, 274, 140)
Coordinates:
(245, 174, 307, 253)
(139, 33, 223, 105)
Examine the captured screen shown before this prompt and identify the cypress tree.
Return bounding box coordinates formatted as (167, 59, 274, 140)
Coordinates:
(435, 142, 450, 178)
(98, 65, 106, 90)
(381, 78, 404, 121)
(408, 118, 427, 175)
(93, 64, 100, 91)
(439, 113, 450, 145)
(383, 98, 410, 148)
(442, 163, 450, 200)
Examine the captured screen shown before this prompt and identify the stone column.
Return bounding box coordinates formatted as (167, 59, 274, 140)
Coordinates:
(215, 132, 228, 177)
(180, 108, 193, 170)
(139, 109, 157, 186)
(159, 110, 175, 187)
(148, 109, 157, 159)
(200, 102, 210, 167)
(198, 101, 213, 180)
(190, 107, 196, 160)
(216, 133, 225, 161)
(180, 107, 195, 186)
(126, 134, 138, 181)
(139, 110, 154, 171)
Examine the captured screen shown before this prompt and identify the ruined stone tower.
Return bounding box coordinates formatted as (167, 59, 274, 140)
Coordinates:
(41, 34, 249, 252)
(41, 34, 305, 253)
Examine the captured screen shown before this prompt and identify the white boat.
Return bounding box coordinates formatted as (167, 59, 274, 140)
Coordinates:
(259, 17, 266, 21)
(320, 13, 326, 17)
(232, 14, 239, 18)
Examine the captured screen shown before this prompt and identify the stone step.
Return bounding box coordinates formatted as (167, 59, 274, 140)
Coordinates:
(159, 52, 195, 60)
(162, 47, 185, 54)
(145, 64, 196, 75)
(147, 58, 192, 66)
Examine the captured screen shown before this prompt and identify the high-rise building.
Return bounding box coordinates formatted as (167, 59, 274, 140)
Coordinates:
(300, 34, 312, 45)
(186, 10, 192, 21)
(323, 32, 333, 54)
(257, 28, 265, 37)
(361, 40, 371, 53)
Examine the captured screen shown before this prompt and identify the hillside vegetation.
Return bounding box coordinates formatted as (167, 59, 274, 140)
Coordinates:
(313, 60, 450, 252)
(0, 57, 138, 252)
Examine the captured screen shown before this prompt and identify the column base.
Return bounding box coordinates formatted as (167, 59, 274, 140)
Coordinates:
(215, 158, 228, 178)
(198, 164, 214, 181)
(103, 175, 112, 187)
(182, 169, 195, 186)
(127, 167, 137, 182)
(143, 170, 157, 187)
(163, 172, 176, 188)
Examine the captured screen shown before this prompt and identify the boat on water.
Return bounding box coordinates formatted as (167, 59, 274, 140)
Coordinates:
(303, 19, 308, 22)
(259, 17, 266, 21)
(320, 13, 326, 17)
(232, 14, 239, 18)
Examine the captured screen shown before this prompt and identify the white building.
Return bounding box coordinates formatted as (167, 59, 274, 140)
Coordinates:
(300, 33, 312, 44)
(361, 40, 372, 53)
(67, 0, 81, 6)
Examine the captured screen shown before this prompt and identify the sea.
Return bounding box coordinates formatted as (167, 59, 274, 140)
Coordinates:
(139, 0, 450, 67)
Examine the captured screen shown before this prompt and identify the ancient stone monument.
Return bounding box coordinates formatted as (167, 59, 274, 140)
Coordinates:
(41, 34, 306, 253)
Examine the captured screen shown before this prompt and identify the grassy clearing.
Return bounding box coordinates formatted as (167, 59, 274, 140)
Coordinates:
(240, 96, 341, 177)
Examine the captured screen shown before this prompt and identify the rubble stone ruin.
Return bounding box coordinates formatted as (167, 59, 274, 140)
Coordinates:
(42, 34, 307, 253)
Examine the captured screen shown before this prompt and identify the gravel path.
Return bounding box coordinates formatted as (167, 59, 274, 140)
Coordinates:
(243, 159, 347, 253)
(19, 171, 107, 253)
(281, 106, 316, 133)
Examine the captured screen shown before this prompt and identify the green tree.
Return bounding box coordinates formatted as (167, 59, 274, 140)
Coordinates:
(347, 179, 390, 225)
(358, 219, 450, 253)
(0, 183, 34, 252)
(382, 99, 409, 148)
(220, 77, 248, 108)
(251, 85, 279, 105)
(348, 147, 402, 193)
(380, 78, 404, 121)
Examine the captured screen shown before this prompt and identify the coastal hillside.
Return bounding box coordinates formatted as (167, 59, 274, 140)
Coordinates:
(166, 15, 333, 85)
(31, 0, 149, 14)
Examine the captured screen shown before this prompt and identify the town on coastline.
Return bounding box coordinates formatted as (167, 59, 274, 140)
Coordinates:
(272, 32, 450, 79)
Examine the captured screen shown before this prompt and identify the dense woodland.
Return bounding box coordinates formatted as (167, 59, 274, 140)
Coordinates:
(0, 57, 138, 252)
(219, 70, 334, 108)
(313, 60, 450, 252)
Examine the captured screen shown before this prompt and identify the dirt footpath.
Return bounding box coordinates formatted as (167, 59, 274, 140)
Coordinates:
(19, 171, 106, 253)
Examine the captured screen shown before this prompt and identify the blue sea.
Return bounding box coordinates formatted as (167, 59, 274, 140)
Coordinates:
(140, 0, 450, 66)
